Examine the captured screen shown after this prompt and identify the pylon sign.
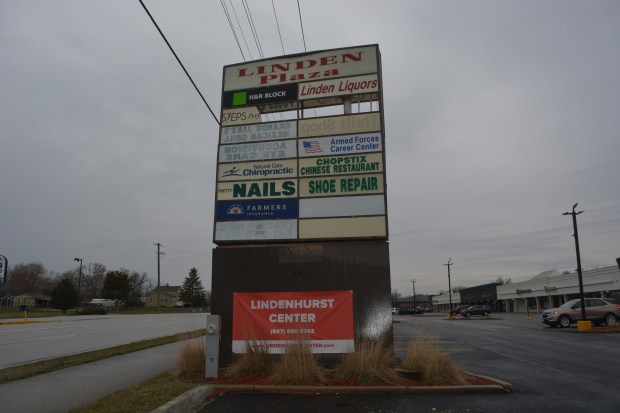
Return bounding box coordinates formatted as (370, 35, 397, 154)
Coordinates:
(213, 44, 388, 244)
(0, 254, 7, 284)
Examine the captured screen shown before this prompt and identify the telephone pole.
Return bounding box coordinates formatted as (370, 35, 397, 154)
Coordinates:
(411, 278, 416, 309)
(154, 243, 164, 312)
(563, 203, 586, 321)
(444, 258, 453, 314)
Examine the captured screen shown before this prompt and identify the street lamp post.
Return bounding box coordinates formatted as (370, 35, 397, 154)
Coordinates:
(563, 203, 587, 321)
(444, 258, 453, 315)
(74, 258, 83, 314)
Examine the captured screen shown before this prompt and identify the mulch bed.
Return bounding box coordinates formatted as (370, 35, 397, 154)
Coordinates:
(187, 370, 510, 399)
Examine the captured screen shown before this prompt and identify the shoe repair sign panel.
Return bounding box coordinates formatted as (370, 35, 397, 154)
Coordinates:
(232, 290, 354, 354)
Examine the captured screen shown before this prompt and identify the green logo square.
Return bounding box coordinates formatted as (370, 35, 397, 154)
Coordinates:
(232, 91, 247, 106)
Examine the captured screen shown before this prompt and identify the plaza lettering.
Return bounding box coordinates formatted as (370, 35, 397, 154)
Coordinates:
(236, 52, 363, 86)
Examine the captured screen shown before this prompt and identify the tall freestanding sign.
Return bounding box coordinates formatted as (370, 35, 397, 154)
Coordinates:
(211, 45, 392, 365)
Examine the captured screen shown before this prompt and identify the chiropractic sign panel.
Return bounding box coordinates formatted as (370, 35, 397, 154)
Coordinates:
(232, 290, 354, 354)
(214, 45, 387, 243)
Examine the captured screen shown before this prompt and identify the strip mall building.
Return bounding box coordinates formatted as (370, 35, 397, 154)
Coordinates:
(432, 264, 620, 313)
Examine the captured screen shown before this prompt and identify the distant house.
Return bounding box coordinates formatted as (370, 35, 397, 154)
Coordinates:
(144, 285, 181, 308)
(13, 293, 51, 309)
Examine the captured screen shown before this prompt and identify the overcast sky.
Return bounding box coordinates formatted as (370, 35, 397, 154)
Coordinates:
(1, 0, 619, 296)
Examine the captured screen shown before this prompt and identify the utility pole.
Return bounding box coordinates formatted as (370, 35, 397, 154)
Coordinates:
(74, 258, 82, 314)
(154, 243, 164, 312)
(411, 278, 416, 310)
(444, 258, 453, 314)
(563, 203, 586, 321)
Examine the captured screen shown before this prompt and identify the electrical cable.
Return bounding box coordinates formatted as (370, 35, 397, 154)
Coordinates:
(219, 0, 246, 60)
(271, 0, 286, 55)
(242, 0, 264, 59)
(138, 0, 220, 126)
(297, 0, 307, 52)
(229, 0, 254, 61)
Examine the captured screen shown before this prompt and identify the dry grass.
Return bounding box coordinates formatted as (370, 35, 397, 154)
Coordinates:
(401, 336, 467, 385)
(269, 338, 326, 385)
(225, 341, 273, 378)
(334, 335, 404, 385)
(177, 337, 205, 376)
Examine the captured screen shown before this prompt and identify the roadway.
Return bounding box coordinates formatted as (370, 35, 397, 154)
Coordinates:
(0, 313, 207, 368)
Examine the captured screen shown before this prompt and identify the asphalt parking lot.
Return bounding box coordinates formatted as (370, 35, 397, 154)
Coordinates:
(200, 313, 620, 412)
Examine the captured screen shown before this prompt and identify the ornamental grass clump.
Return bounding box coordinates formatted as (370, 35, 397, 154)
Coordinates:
(269, 338, 326, 385)
(401, 336, 467, 385)
(334, 335, 404, 385)
(177, 337, 205, 376)
(225, 341, 273, 379)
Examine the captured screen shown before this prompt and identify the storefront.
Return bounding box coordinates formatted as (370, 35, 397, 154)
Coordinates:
(497, 266, 620, 313)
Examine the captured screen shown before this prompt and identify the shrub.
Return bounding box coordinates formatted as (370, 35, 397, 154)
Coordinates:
(401, 336, 467, 385)
(80, 307, 107, 315)
(225, 341, 273, 379)
(177, 338, 205, 376)
(334, 335, 404, 385)
(269, 338, 325, 385)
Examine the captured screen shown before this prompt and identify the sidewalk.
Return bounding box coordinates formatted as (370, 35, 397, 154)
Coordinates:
(0, 341, 186, 413)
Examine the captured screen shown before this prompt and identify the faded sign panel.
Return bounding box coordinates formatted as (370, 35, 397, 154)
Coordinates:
(219, 140, 297, 163)
(220, 121, 297, 144)
(298, 216, 387, 239)
(217, 179, 297, 201)
(223, 45, 378, 91)
(298, 74, 379, 101)
(299, 152, 383, 177)
(298, 133, 382, 158)
(298, 112, 381, 138)
(221, 107, 263, 126)
(215, 220, 297, 242)
(302, 93, 380, 110)
(299, 195, 385, 218)
(216, 199, 298, 221)
(258, 101, 298, 113)
(299, 174, 383, 198)
(218, 159, 297, 182)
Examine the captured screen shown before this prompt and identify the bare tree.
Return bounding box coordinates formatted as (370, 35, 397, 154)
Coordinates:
(81, 263, 107, 299)
(6, 262, 47, 295)
(494, 276, 512, 285)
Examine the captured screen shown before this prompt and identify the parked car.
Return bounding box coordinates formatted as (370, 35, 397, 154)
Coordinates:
(449, 304, 470, 316)
(391, 307, 400, 315)
(462, 305, 491, 317)
(399, 307, 425, 315)
(541, 298, 620, 328)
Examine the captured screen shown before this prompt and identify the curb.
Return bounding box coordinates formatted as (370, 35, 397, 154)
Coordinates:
(209, 382, 511, 394)
(150, 386, 213, 413)
(155, 373, 512, 412)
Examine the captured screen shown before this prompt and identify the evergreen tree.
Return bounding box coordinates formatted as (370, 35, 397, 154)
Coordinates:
(179, 267, 206, 307)
(50, 278, 78, 315)
(102, 269, 131, 302)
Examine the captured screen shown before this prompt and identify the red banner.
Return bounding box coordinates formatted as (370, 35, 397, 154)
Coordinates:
(232, 290, 354, 354)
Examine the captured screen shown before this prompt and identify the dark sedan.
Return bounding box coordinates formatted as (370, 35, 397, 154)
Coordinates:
(462, 305, 491, 317)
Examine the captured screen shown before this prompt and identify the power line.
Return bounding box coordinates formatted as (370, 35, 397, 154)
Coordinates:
(242, 0, 265, 59)
(297, 0, 307, 52)
(219, 0, 245, 60)
(229, 0, 254, 61)
(138, 0, 220, 126)
(271, 0, 286, 55)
